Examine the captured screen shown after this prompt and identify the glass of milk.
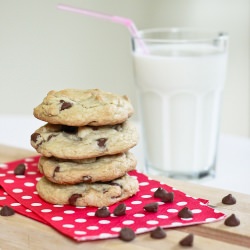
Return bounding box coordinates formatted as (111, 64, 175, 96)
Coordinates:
(132, 28, 228, 179)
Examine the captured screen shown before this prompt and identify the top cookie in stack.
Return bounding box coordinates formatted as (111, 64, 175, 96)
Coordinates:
(30, 89, 139, 207)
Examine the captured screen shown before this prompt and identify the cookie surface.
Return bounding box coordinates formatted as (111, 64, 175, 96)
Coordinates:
(36, 174, 139, 207)
(33, 89, 134, 126)
(31, 121, 138, 159)
(38, 152, 137, 184)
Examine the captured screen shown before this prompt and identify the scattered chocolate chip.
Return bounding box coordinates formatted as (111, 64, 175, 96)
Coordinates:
(68, 193, 82, 206)
(179, 233, 194, 247)
(60, 100, 73, 111)
(113, 203, 126, 216)
(53, 166, 60, 178)
(224, 213, 240, 227)
(150, 227, 166, 239)
(14, 163, 26, 175)
(95, 206, 111, 218)
(61, 125, 78, 134)
(0, 205, 15, 216)
(161, 192, 174, 203)
(31, 132, 41, 143)
(97, 138, 107, 147)
(154, 187, 168, 199)
(143, 202, 159, 213)
(119, 227, 135, 242)
(178, 207, 193, 219)
(82, 176, 92, 183)
(222, 194, 236, 205)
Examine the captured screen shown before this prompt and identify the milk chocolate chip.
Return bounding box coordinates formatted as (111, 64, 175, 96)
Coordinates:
(161, 192, 174, 203)
(222, 194, 236, 205)
(113, 203, 126, 216)
(178, 207, 193, 219)
(0, 205, 15, 216)
(179, 233, 194, 247)
(150, 227, 166, 239)
(154, 187, 168, 199)
(60, 100, 73, 111)
(31, 132, 41, 143)
(143, 202, 159, 213)
(224, 213, 240, 227)
(97, 138, 107, 147)
(95, 206, 110, 218)
(68, 193, 82, 205)
(14, 163, 26, 175)
(119, 227, 135, 242)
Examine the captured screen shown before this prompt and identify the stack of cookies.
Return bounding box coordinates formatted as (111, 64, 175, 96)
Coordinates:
(30, 89, 139, 207)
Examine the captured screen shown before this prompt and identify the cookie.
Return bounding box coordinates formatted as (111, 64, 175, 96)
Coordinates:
(38, 152, 137, 184)
(33, 89, 134, 126)
(31, 121, 138, 159)
(36, 174, 139, 207)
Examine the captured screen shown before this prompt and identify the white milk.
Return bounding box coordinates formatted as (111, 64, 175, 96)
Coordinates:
(133, 44, 227, 177)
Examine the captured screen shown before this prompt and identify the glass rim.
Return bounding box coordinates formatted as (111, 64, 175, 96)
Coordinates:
(132, 27, 228, 44)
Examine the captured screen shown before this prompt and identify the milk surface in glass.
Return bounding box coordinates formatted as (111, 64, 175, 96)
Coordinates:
(133, 43, 227, 178)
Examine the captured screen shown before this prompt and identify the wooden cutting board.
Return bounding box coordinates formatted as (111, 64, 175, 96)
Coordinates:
(0, 144, 249, 250)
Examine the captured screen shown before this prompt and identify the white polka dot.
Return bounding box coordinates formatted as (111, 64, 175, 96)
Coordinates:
(41, 209, 52, 213)
(172, 187, 178, 191)
(136, 228, 148, 233)
(192, 209, 202, 214)
(214, 209, 221, 213)
(75, 218, 87, 223)
(141, 194, 152, 198)
(186, 194, 191, 197)
(51, 216, 63, 221)
(131, 200, 142, 205)
(87, 212, 95, 216)
(157, 215, 169, 219)
(27, 171, 37, 175)
(111, 227, 121, 232)
(7, 170, 14, 174)
(21, 196, 32, 200)
(12, 188, 23, 193)
(0, 196, 6, 200)
(167, 208, 178, 213)
(25, 158, 34, 162)
(0, 163, 8, 168)
(180, 218, 193, 221)
(75, 206, 86, 209)
(98, 220, 110, 224)
(99, 233, 112, 239)
(24, 182, 35, 187)
(146, 220, 159, 225)
(0, 173, 6, 177)
(87, 226, 99, 230)
(176, 201, 187, 206)
(31, 203, 42, 207)
(206, 218, 216, 222)
(36, 177, 42, 181)
(15, 175, 25, 179)
(133, 213, 145, 218)
(10, 203, 21, 207)
(122, 220, 135, 225)
(171, 222, 183, 226)
(139, 182, 149, 186)
(63, 224, 74, 228)
(64, 210, 75, 214)
(158, 202, 165, 205)
(53, 204, 64, 208)
(33, 191, 38, 195)
(126, 206, 132, 210)
(25, 209, 32, 213)
(74, 231, 86, 235)
(4, 179, 14, 184)
(150, 188, 158, 192)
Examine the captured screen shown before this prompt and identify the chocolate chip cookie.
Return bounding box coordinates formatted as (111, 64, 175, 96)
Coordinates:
(38, 152, 137, 184)
(33, 89, 134, 126)
(31, 121, 138, 159)
(36, 174, 139, 207)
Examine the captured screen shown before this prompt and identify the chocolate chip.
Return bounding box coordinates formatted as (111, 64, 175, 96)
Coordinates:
(143, 202, 159, 213)
(161, 192, 174, 203)
(14, 163, 26, 175)
(97, 138, 107, 147)
(154, 187, 168, 199)
(0, 205, 15, 216)
(113, 203, 126, 216)
(95, 206, 110, 218)
(150, 226, 166, 239)
(68, 193, 82, 206)
(82, 176, 92, 183)
(61, 125, 78, 134)
(53, 166, 60, 178)
(47, 134, 58, 141)
(119, 227, 135, 242)
(178, 207, 193, 219)
(224, 213, 240, 227)
(31, 132, 41, 143)
(179, 233, 194, 247)
(60, 100, 73, 111)
(222, 194, 236, 205)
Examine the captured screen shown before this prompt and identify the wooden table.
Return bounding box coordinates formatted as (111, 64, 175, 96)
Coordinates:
(0, 144, 249, 250)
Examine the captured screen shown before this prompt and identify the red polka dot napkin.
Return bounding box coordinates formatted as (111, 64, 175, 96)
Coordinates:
(0, 156, 225, 241)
